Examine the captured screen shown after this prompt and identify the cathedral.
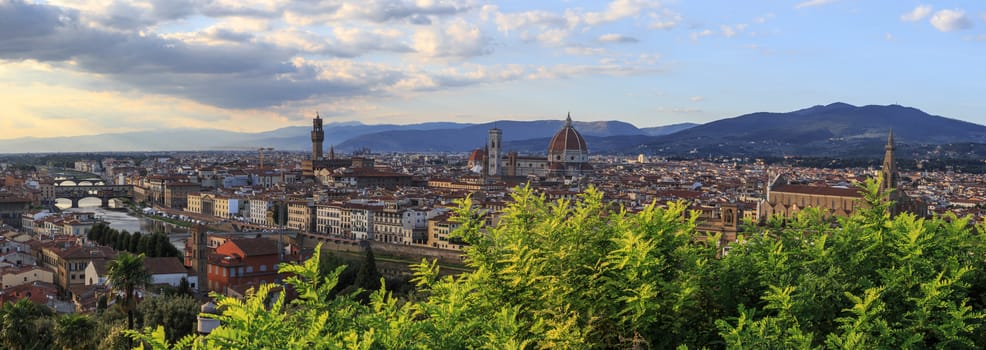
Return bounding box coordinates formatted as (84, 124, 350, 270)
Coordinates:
(760, 130, 926, 220)
(470, 114, 593, 179)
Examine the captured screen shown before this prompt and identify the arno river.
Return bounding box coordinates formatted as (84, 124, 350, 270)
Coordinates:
(61, 202, 189, 254)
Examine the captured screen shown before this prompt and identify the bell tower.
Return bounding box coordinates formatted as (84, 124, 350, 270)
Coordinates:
(879, 130, 898, 193)
(487, 127, 502, 177)
(311, 112, 325, 161)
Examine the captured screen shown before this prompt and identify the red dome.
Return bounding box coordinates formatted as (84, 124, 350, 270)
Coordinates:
(547, 116, 588, 155)
(468, 149, 487, 162)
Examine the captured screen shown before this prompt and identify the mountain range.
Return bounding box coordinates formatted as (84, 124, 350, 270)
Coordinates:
(2, 103, 984, 158)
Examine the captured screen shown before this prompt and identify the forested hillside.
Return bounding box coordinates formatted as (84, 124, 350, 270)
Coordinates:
(131, 179, 986, 349)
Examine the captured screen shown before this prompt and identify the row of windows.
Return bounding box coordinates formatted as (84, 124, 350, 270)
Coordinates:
(208, 263, 269, 276)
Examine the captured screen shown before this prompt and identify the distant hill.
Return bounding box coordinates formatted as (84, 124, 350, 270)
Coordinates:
(640, 123, 698, 136)
(3, 104, 984, 159)
(0, 121, 470, 153)
(641, 103, 986, 157)
(335, 120, 645, 152)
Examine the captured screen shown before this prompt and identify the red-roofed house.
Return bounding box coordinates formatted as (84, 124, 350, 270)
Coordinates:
(144, 256, 196, 289)
(206, 238, 281, 294)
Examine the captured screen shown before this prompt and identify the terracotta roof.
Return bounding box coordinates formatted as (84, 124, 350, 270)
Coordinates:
(772, 184, 863, 198)
(54, 245, 116, 260)
(88, 259, 109, 276)
(229, 238, 278, 257)
(547, 123, 588, 155)
(143, 257, 188, 275)
(468, 149, 487, 162)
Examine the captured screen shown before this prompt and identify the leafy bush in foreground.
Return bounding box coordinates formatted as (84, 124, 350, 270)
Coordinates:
(130, 179, 986, 349)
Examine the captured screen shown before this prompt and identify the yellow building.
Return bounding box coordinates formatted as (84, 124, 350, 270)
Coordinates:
(426, 213, 464, 250)
(1, 266, 54, 289)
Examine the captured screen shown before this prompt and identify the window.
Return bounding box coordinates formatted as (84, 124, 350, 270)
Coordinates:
(260, 265, 267, 272)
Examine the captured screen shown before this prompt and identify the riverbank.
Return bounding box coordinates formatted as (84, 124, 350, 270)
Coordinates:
(138, 212, 194, 228)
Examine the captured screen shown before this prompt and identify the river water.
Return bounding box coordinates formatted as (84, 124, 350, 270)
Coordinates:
(62, 206, 189, 254)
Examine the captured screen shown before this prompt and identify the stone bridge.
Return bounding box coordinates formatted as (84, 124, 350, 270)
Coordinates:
(54, 184, 134, 208)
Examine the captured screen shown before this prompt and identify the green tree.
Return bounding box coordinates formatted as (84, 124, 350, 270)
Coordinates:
(137, 295, 200, 343)
(139, 234, 154, 256)
(119, 231, 132, 252)
(130, 232, 142, 253)
(354, 246, 382, 293)
(54, 314, 97, 350)
(107, 252, 152, 331)
(0, 299, 54, 350)
(128, 183, 986, 349)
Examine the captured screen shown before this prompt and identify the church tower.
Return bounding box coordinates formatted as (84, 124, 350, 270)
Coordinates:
(880, 130, 898, 193)
(488, 127, 502, 177)
(311, 113, 325, 160)
(191, 224, 208, 293)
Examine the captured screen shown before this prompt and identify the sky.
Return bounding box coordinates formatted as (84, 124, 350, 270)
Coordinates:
(1, 0, 985, 140)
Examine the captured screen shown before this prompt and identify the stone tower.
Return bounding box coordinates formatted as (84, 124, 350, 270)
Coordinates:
(311, 112, 324, 161)
(880, 130, 898, 193)
(487, 127, 502, 177)
(191, 224, 208, 293)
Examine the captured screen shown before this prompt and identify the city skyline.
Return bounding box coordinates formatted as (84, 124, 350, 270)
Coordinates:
(2, 0, 986, 140)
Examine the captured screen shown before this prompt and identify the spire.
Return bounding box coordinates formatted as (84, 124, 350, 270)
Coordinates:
(880, 129, 897, 192)
(565, 112, 572, 128)
(315, 111, 321, 119)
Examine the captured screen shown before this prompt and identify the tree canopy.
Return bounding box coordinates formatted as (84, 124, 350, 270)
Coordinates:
(130, 179, 985, 349)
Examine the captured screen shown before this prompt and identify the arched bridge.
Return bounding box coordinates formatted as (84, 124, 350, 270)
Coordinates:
(54, 184, 134, 208)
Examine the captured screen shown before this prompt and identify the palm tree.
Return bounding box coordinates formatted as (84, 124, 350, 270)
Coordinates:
(54, 314, 96, 350)
(106, 252, 151, 330)
(0, 299, 53, 350)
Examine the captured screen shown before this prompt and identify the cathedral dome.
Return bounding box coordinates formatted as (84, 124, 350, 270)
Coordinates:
(468, 149, 487, 162)
(547, 114, 588, 158)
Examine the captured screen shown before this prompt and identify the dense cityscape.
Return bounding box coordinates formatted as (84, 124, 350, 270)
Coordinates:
(1, 112, 984, 311)
(3, 0, 986, 348)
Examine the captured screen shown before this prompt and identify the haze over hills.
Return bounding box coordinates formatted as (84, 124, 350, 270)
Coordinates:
(497, 103, 986, 158)
(0, 122, 471, 153)
(0, 119, 659, 153)
(640, 123, 700, 136)
(1, 103, 984, 158)
(335, 120, 644, 152)
(638, 103, 986, 158)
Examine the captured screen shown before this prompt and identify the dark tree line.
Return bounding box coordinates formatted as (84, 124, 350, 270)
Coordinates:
(87, 223, 180, 258)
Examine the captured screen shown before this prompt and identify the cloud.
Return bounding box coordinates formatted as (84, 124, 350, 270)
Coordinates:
(300, 0, 474, 25)
(901, 5, 933, 22)
(412, 19, 492, 58)
(486, 0, 670, 46)
(648, 9, 682, 29)
(795, 0, 839, 9)
(0, 0, 668, 121)
(565, 46, 607, 56)
(598, 33, 638, 43)
(657, 106, 702, 114)
(721, 24, 746, 38)
(690, 96, 704, 102)
(930, 9, 972, 32)
(690, 29, 713, 40)
(582, 0, 661, 26)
